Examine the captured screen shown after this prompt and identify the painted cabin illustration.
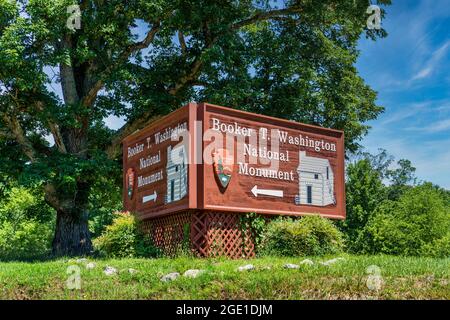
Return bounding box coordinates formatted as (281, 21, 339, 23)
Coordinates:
(166, 145, 188, 204)
(295, 151, 335, 206)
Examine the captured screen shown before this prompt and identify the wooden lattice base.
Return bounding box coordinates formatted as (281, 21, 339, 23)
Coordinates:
(141, 211, 255, 259)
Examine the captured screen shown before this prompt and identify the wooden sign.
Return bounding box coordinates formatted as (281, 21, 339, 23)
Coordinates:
(122, 104, 197, 220)
(123, 103, 345, 220)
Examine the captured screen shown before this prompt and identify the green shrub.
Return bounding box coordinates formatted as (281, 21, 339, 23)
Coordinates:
(88, 177, 123, 238)
(0, 187, 55, 224)
(259, 215, 344, 257)
(340, 159, 386, 253)
(421, 233, 450, 258)
(93, 212, 160, 258)
(240, 212, 267, 250)
(362, 183, 450, 256)
(0, 220, 52, 261)
(0, 186, 54, 261)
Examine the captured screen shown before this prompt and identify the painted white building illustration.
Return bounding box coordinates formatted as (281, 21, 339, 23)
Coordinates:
(166, 145, 188, 204)
(295, 151, 335, 206)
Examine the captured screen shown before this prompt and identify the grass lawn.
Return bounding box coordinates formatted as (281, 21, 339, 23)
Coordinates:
(0, 255, 448, 300)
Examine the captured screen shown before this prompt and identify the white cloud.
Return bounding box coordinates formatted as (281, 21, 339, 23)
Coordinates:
(411, 41, 450, 81)
(381, 101, 431, 125)
(424, 119, 450, 133)
(411, 67, 432, 81)
(405, 105, 450, 133)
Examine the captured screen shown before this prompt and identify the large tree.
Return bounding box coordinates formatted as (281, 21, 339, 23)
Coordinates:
(0, 0, 389, 256)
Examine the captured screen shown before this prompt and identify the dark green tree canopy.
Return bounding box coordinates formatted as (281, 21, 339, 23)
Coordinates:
(0, 0, 390, 256)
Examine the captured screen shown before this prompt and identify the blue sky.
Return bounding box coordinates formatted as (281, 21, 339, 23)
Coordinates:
(357, 0, 450, 188)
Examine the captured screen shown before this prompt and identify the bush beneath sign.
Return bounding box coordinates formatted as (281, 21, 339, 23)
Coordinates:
(93, 212, 160, 258)
(259, 215, 344, 257)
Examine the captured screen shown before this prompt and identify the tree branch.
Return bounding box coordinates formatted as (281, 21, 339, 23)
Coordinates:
(167, 7, 304, 97)
(123, 20, 162, 55)
(81, 20, 162, 108)
(59, 36, 80, 106)
(178, 31, 187, 55)
(168, 21, 217, 96)
(106, 7, 304, 158)
(1, 112, 36, 162)
(231, 7, 303, 30)
(34, 101, 67, 153)
(167, 54, 207, 96)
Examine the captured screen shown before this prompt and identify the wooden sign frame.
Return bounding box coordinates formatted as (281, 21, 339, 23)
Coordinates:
(123, 102, 346, 220)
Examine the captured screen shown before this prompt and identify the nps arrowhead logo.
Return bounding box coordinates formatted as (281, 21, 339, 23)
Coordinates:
(212, 149, 233, 189)
(126, 168, 135, 199)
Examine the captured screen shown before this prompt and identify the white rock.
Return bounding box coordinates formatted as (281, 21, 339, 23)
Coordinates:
(104, 266, 118, 276)
(183, 269, 205, 278)
(300, 259, 314, 266)
(128, 268, 138, 274)
(284, 263, 300, 269)
(320, 258, 345, 266)
(76, 258, 88, 264)
(86, 262, 96, 270)
(161, 272, 180, 282)
(238, 264, 254, 272)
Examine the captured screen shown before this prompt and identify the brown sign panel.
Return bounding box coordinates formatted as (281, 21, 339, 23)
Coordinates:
(198, 103, 345, 219)
(122, 103, 197, 220)
(123, 103, 345, 220)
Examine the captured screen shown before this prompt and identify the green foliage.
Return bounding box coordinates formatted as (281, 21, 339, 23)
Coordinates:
(340, 150, 421, 254)
(260, 215, 344, 257)
(179, 223, 193, 256)
(0, 186, 54, 223)
(386, 159, 417, 200)
(362, 184, 450, 256)
(357, 149, 417, 197)
(0, 220, 52, 261)
(88, 176, 123, 238)
(0, 186, 37, 220)
(240, 212, 267, 250)
(359, 148, 393, 180)
(339, 158, 386, 252)
(0, 186, 54, 261)
(421, 233, 450, 258)
(387, 159, 417, 185)
(93, 212, 160, 258)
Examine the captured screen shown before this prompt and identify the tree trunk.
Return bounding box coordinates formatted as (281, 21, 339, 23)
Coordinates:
(52, 209, 92, 257)
(45, 182, 93, 257)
